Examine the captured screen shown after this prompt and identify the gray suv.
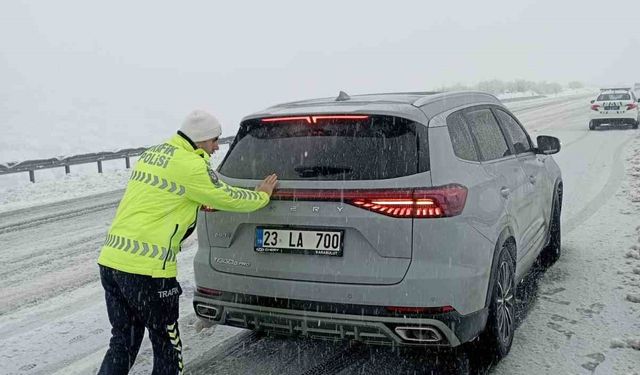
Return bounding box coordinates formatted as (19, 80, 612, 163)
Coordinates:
(193, 91, 562, 359)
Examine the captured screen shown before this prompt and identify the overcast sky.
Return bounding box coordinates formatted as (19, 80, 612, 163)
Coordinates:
(1, 0, 639, 160)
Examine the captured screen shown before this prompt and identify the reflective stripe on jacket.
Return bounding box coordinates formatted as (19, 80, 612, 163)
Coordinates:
(97, 132, 269, 278)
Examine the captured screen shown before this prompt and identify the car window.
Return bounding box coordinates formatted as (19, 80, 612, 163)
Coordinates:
(597, 93, 631, 101)
(494, 109, 533, 154)
(464, 108, 511, 161)
(446, 111, 479, 161)
(219, 115, 425, 180)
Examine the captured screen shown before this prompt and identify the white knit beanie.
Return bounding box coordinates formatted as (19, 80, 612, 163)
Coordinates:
(179, 110, 222, 142)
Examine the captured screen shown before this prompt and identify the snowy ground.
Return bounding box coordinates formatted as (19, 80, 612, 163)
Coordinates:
(1, 93, 639, 374)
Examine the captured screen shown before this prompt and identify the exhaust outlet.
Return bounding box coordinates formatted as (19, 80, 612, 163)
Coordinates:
(394, 326, 443, 343)
(195, 304, 220, 320)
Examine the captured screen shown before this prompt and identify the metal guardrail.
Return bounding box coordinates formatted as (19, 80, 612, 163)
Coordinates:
(0, 136, 235, 183)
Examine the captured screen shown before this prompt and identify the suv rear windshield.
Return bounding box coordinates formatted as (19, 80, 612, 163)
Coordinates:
(597, 93, 630, 101)
(219, 115, 427, 180)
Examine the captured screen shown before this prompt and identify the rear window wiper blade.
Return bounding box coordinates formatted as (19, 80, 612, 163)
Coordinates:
(293, 165, 353, 177)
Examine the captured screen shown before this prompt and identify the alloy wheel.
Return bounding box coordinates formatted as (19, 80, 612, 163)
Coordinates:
(495, 260, 515, 344)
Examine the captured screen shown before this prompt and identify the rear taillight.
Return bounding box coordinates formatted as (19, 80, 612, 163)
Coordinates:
(351, 186, 467, 218)
(271, 185, 468, 218)
(351, 197, 439, 218)
(590, 104, 601, 111)
(385, 306, 456, 314)
(626, 103, 638, 110)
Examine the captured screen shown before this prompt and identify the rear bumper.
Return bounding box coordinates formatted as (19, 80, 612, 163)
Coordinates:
(193, 215, 495, 347)
(590, 111, 638, 122)
(193, 292, 488, 347)
(194, 218, 494, 316)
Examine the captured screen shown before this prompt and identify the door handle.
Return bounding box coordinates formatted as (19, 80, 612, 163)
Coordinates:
(529, 175, 536, 184)
(500, 187, 510, 198)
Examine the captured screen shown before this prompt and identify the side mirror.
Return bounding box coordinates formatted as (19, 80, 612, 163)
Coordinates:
(536, 135, 560, 155)
(590, 100, 595, 104)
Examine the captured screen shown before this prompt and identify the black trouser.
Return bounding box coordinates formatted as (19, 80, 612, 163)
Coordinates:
(98, 265, 183, 375)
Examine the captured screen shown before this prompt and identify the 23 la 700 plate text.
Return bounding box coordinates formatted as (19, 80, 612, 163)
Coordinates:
(255, 227, 344, 256)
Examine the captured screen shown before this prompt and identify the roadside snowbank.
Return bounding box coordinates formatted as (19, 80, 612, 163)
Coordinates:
(611, 137, 640, 351)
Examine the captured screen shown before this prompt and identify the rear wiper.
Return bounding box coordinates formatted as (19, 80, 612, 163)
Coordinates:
(293, 165, 353, 178)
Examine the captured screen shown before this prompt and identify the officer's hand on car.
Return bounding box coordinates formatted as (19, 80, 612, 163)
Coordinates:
(255, 174, 278, 197)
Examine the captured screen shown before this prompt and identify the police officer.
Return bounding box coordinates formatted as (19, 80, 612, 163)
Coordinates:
(97, 110, 277, 374)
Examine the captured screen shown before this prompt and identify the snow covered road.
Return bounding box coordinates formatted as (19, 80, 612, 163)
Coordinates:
(1, 94, 639, 374)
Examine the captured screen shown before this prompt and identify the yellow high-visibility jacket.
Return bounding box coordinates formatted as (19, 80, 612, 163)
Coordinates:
(98, 132, 269, 278)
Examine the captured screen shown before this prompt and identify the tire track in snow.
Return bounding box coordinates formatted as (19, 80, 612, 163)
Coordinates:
(0, 201, 117, 234)
(563, 136, 633, 235)
(0, 190, 122, 234)
(298, 344, 368, 375)
(0, 193, 118, 314)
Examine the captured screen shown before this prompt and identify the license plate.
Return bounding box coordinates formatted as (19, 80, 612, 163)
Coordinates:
(255, 227, 344, 256)
(604, 106, 619, 111)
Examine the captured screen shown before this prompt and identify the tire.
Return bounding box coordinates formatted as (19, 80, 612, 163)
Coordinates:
(539, 187, 562, 268)
(633, 120, 639, 129)
(479, 242, 516, 361)
(588, 120, 597, 130)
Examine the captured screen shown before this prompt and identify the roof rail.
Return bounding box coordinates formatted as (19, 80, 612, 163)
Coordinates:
(600, 87, 631, 91)
(358, 91, 441, 96)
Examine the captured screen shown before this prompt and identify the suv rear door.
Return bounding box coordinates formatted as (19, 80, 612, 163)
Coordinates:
(205, 114, 430, 285)
(462, 106, 531, 262)
(493, 108, 547, 257)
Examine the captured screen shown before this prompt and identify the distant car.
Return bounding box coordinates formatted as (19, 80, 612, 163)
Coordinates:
(193, 91, 563, 360)
(589, 88, 639, 130)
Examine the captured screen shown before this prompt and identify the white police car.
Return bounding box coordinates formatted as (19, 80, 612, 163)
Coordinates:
(589, 88, 639, 130)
